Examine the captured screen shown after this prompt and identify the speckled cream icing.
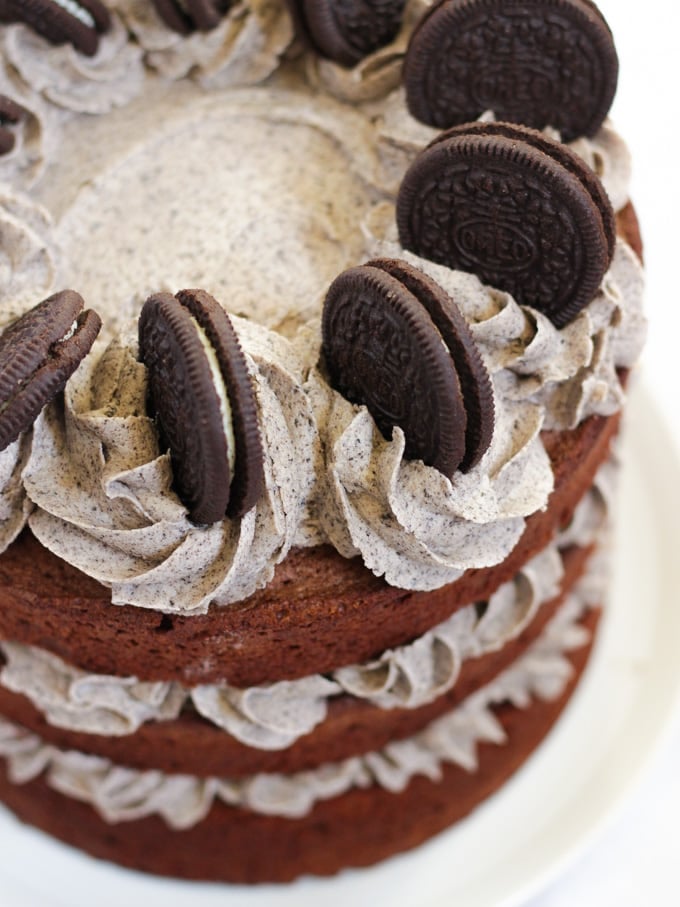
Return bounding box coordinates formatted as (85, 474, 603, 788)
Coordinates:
(23, 315, 319, 612)
(0, 562, 601, 824)
(0, 9, 644, 594)
(109, 0, 294, 87)
(0, 467, 612, 747)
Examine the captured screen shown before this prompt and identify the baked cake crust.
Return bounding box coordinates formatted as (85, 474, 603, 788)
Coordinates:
(0, 610, 599, 883)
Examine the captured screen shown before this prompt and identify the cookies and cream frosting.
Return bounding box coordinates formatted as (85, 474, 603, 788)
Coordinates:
(23, 316, 319, 612)
(0, 10, 645, 600)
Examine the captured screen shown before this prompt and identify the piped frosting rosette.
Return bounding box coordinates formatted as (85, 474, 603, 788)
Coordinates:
(363, 209, 644, 429)
(112, 0, 294, 88)
(312, 365, 551, 590)
(373, 100, 633, 210)
(0, 66, 62, 190)
(23, 316, 318, 615)
(307, 204, 642, 591)
(0, 14, 145, 115)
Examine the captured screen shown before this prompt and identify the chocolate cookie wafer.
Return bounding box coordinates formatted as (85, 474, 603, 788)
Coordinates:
(299, 0, 407, 67)
(396, 127, 612, 327)
(0, 0, 111, 56)
(403, 0, 618, 142)
(138, 290, 264, 524)
(367, 257, 494, 471)
(321, 259, 494, 477)
(0, 95, 22, 157)
(0, 291, 102, 452)
(151, 0, 230, 35)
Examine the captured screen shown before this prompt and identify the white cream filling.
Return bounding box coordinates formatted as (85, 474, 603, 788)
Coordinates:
(190, 314, 237, 482)
(54, 0, 96, 29)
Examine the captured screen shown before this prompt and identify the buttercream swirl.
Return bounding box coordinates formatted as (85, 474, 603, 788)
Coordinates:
(114, 0, 293, 88)
(0, 570, 598, 824)
(0, 436, 32, 555)
(314, 371, 551, 589)
(1, 16, 145, 115)
(362, 222, 644, 432)
(372, 98, 633, 212)
(0, 186, 56, 317)
(24, 317, 318, 614)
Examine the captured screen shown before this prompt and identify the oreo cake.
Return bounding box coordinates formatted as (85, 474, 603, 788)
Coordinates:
(0, 0, 645, 884)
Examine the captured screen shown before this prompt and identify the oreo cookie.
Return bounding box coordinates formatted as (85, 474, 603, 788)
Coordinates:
(0, 94, 22, 157)
(321, 259, 494, 477)
(0, 290, 102, 452)
(0, 0, 111, 56)
(396, 124, 614, 327)
(298, 0, 407, 67)
(138, 289, 264, 524)
(151, 0, 230, 35)
(403, 0, 618, 142)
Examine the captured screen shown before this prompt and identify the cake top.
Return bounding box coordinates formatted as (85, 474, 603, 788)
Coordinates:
(0, 0, 646, 613)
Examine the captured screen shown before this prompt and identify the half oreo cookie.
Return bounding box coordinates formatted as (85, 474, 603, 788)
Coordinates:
(138, 289, 264, 524)
(0, 0, 112, 56)
(298, 0, 407, 67)
(0, 290, 102, 452)
(321, 258, 494, 477)
(151, 0, 229, 35)
(396, 123, 614, 327)
(403, 0, 618, 142)
(0, 94, 22, 156)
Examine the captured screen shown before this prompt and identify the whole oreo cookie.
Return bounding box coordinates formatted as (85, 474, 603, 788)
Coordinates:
(0, 290, 102, 452)
(299, 0, 407, 67)
(138, 289, 264, 524)
(321, 259, 494, 477)
(396, 126, 613, 327)
(403, 0, 618, 142)
(151, 0, 229, 35)
(0, 94, 22, 156)
(0, 0, 111, 56)
(427, 120, 617, 261)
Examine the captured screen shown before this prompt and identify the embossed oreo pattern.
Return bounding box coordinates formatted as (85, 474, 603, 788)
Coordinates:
(397, 134, 609, 327)
(404, 0, 618, 142)
(322, 266, 467, 476)
(302, 0, 407, 66)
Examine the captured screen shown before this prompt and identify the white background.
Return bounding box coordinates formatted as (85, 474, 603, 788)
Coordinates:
(527, 0, 680, 904)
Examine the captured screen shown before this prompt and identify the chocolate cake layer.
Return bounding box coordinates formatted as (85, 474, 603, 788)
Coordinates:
(0, 609, 599, 883)
(0, 407, 619, 687)
(0, 542, 594, 777)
